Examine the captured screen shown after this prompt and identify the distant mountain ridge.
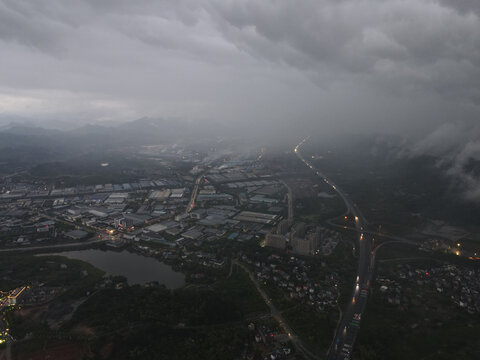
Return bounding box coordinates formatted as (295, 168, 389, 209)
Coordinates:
(0, 117, 232, 164)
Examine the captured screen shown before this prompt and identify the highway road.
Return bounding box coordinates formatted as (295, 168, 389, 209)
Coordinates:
(294, 138, 373, 360)
(325, 218, 419, 245)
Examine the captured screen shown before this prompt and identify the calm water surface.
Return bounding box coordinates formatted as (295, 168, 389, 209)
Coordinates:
(48, 249, 184, 288)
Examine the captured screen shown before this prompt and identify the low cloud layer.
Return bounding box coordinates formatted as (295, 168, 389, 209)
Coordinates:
(406, 122, 480, 202)
(0, 0, 480, 135)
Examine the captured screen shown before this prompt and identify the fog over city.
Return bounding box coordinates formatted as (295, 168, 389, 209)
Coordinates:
(2, 0, 480, 201)
(2, 2, 480, 359)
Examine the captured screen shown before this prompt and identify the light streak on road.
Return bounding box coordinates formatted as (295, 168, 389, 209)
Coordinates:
(294, 137, 373, 360)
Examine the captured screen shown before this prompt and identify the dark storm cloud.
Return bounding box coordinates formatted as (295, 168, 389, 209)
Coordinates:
(0, 1, 70, 53)
(0, 0, 480, 132)
(436, 0, 480, 16)
(209, 0, 480, 101)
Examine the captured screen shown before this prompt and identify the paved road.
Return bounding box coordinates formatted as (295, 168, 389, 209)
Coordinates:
(233, 260, 318, 360)
(0, 237, 105, 253)
(294, 138, 372, 360)
(326, 218, 418, 245)
(186, 175, 203, 213)
(0, 210, 108, 253)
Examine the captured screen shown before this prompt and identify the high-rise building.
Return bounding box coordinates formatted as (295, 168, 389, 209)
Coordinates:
(276, 219, 290, 235)
(291, 237, 311, 256)
(307, 227, 324, 252)
(265, 233, 286, 250)
(292, 222, 306, 239)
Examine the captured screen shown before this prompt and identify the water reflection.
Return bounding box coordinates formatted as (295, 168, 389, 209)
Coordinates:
(48, 249, 184, 288)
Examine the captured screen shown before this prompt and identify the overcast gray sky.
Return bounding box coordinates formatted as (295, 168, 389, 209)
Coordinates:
(1, 0, 480, 136)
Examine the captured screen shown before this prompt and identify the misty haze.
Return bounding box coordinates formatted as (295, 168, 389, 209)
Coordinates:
(0, 1, 479, 359)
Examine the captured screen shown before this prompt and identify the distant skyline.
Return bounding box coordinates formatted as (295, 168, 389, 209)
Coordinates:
(1, 0, 480, 137)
